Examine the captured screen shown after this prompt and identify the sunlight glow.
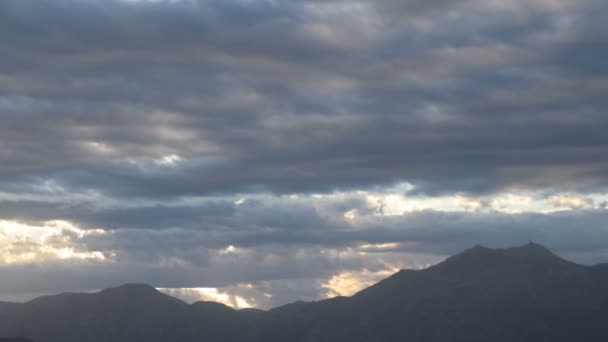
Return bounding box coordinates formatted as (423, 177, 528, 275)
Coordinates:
(155, 154, 182, 166)
(0, 220, 107, 264)
(322, 268, 398, 297)
(158, 287, 254, 309)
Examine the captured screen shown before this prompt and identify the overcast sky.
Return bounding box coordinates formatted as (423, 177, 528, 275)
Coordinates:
(1, 0, 608, 309)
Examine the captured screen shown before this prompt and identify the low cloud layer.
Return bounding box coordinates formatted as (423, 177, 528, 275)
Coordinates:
(1, 0, 608, 308)
(2, 190, 608, 307)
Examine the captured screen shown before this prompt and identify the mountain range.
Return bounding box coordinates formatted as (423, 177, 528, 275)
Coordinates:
(1, 243, 607, 342)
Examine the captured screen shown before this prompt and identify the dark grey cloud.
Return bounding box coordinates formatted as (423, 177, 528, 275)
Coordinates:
(0, 0, 606, 197)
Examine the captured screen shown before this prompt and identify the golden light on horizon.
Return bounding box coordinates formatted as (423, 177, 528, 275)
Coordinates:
(0, 220, 107, 264)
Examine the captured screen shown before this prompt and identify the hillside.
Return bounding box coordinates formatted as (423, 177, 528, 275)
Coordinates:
(2, 243, 607, 342)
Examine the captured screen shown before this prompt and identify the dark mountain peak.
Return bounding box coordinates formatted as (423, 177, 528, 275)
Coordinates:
(3, 245, 608, 342)
(433, 242, 569, 273)
(101, 283, 159, 294)
(98, 283, 186, 306)
(504, 242, 556, 258)
(25, 283, 183, 309)
(128, 283, 156, 290)
(191, 301, 236, 314)
(454, 242, 560, 261)
(438, 244, 496, 264)
(461, 244, 493, 256)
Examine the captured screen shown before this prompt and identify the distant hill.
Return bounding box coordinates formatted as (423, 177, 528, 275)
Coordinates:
(1, 243, 607, 342)
(0, 338, 34, 342)
(0, 302, 21, 315)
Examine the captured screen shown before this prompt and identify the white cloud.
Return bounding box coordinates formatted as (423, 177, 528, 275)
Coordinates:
(0, 220, 107, 264)
(546, 194, 594, 210)
(322, 268, 397, 297)
(158, 286, 255, 309)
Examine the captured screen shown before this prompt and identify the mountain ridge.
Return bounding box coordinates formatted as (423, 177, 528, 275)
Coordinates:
(4, 242, 602, 311)
(2, 243, 608, 342)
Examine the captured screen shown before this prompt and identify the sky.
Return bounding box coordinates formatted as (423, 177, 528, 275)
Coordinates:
(1, 0, 608, 309)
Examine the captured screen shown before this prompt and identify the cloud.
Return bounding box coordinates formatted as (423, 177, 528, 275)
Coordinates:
(0, 220, 107, 264)
(322, 268, 398, 297)
(0, 0, 606, 197)
(2, 195, 608, 307)
(1, 0, 608, 308)
(546, 194, 594, 210)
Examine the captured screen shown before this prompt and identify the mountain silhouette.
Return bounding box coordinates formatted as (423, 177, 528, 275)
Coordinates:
(2, 243, 607, 342)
